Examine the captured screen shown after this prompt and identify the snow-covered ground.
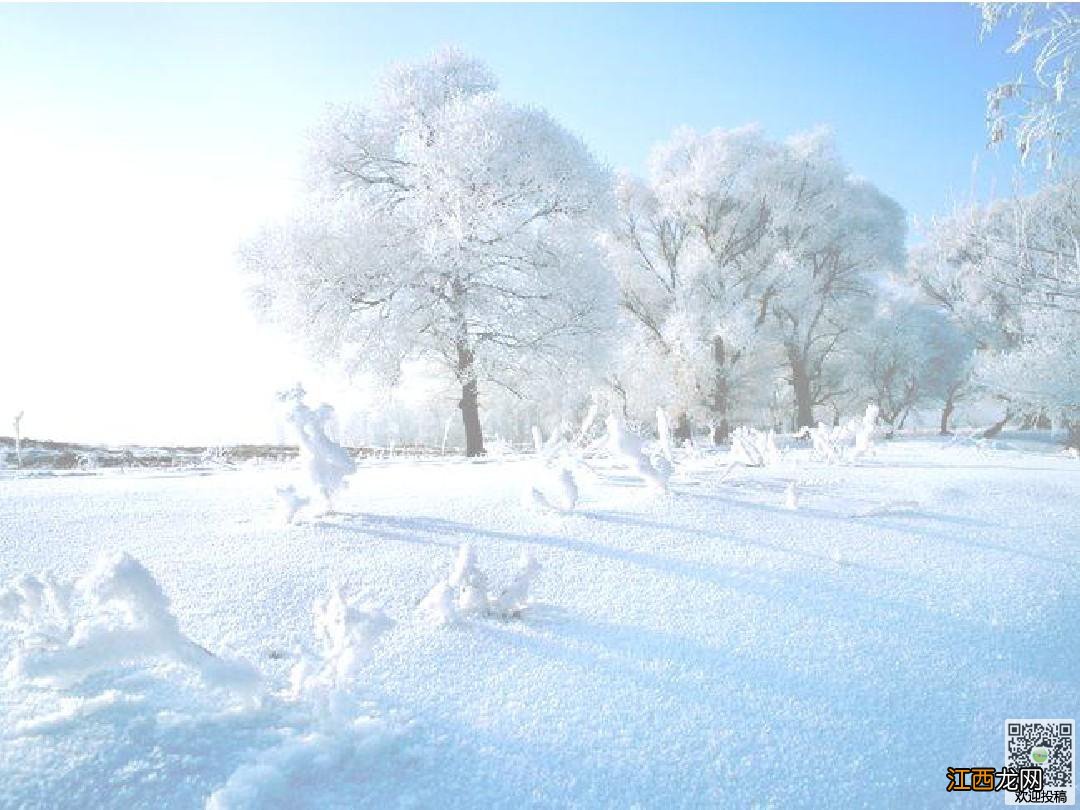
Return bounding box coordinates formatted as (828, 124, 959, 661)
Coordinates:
(1, 435, 1077, 808)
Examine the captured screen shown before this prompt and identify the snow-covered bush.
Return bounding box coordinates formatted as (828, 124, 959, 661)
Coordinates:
(290, 585, 393, 698)
(419, 545, 541, 624)
(490, 553, 542, 617)
(604, 415, 670, 492)
(729, 426, 780, 467)
(850, 403, 879, 459)
(275, 485, 310, 524)
(1, 552, 259, 693)
(803, 422, 849, 465)
(525, 464, 579, 512)
(523, 424, 580, 512)
(797, 404, 879, 464)
(277, 384, 357, 516)
(208, 585, 394, 810)
(784, 481, 799, 510)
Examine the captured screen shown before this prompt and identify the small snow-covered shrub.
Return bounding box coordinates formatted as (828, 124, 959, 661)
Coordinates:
(806, 422, 848, 464)
(656, 407, 674, 463)
(1, 552, 259, 693)
(784, 481, 799, 510)
(290, 585, 393, 698)
(604, 415, 670, 492)
(799, 404, 879, 465)
(210, 585, 395, 810)
(524, 424, 580, 512)
(419, 545, 541, 624)
(729, 426, 780, 467)
(275, 485, 310, 524)
(525, 464, 579, 512)
(490, 552, 541, 617)
(277, 384, 357, 516)
(850, 403, 880, 460)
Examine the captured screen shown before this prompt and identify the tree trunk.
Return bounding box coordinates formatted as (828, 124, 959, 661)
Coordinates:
(791, 361, 814, 429)
(896, 407, 911, 431)
(939, 394, 956, 436)
(710, 337, 730, 446)
(1064, 420, 1080, 452)
(980, 411, 1011, 439)
(712, 419, 730, 445)
(456, 344, 485, 457)
(674, 413, 692, 445)
(459, 380, 484, 457)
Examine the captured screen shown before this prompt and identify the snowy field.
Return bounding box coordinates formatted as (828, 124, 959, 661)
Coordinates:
(1, 435, 1078, 809)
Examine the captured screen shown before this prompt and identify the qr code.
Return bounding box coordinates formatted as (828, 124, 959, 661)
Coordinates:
(1006, 719, 1075, 805)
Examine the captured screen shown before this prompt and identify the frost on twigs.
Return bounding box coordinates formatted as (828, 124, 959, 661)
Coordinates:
(419, 544, 541, 624)
(1, 552, 259, 693)
(276, 384, 357, 518)
(729, 426, 780, 468)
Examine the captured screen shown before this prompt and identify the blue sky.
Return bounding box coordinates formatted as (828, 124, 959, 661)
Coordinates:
(0, 3, 1034, 444)
(2, 3, 1027, 219)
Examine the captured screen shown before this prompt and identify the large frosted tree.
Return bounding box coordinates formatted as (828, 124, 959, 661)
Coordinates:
(606, 126, 905, 435)
(758, 130, 906, 429)
(911, 173, 1080, 442)
(243, 50, 614, 456)
(604, 127, 776, 441)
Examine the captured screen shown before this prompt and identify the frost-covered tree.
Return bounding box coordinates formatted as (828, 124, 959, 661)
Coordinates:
(604, 127, 777, 441)
(847, 293, 973, 433)
(244, 49, 615, 456)
(606, 126, 902, 435)
(911, 174, 1080, 442)
(980, 2, 1079, 171)
(761, 130, 906, 429)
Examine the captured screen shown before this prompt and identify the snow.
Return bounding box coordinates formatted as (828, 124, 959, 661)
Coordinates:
(1, 435, 1078, 807)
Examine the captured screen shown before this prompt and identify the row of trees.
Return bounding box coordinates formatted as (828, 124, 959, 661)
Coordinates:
(244, 39, 1078, 455)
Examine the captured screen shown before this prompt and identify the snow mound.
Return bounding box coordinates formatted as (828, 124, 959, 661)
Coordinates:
(1, 552, 259, 693)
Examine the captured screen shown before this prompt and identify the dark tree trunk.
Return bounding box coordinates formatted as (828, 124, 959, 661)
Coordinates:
(712, 419, 730, 445)
(980, 411, 1011, 439)
(1064, 420, 1080, 451)
(710, 337, 731, 446)
(456, 343, 485, 457)
(939, 394, 956, 436)
(792, 361, 814, 429)
(674, 413, 693, 444)
(896, 407, 911, 431)
(459, 380, 484, 457)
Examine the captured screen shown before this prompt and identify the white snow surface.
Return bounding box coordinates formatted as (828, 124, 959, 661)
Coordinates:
(1, 435, 1078, 808)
